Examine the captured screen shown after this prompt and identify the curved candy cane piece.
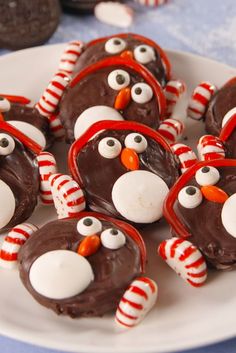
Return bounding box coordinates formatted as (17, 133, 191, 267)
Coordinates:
(37, 152, 58, 205)
(0, 223, 38, 269)
(134, 0, 167, 7)
(188, 81, 217, 120)
(171, 143, 198, 174)
(49, 173, 86, 219)
(158, 238, 207, 287)
(115, 277, 158, 328)
(35, 72, 71, 118)
(197, 135, 225, 161)
(59, 40, 85, 74)
(49, 114, 65, 140)
(164, 80, 186, 118)
(158, 118, 184, 143)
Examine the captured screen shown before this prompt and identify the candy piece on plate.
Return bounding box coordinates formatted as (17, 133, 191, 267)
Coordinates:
(94, 2, 134, 28)
(59, 40, 85, 74)
(197, 135, 225, 161)
(158, 118, 184, 143)
(188, 81, 217, 120)
(48, 114, 65, 140)
(164, 79, 186, 118)
(37, 152, 58, 205)
(171, 143, 198, 173)
(134, 0, 168, 7)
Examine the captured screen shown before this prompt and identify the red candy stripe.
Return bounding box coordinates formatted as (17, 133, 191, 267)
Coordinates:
(197, 135, 225, 161)
(49, 114, 65, 140)
(171, 143, 198, 173)
(158, 118, 184, 143)
(188, 81, 217, 120)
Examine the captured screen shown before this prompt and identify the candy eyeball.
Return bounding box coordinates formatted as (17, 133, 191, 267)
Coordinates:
(134, 45, 156, 64)
(131, 83, 153, 104)
(0, 97, 11, 113)
(98, 137, 122, 159)
(124, 133, 148, 153)
(178, 186, 203, 209)
(101, 228, 126, 249)
(77, 217, 102, 236)
(105, 37, 126, 54)
(0, 133, 15, 156)
(107, 70, 130, 90)
(195, 166, 220, 186)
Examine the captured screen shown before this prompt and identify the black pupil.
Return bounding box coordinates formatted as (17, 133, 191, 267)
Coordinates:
(114, 39, 121, 45)
(135, 87, 142, 95)
(107, 139, 115, 147)
(186, 187, 196, 196)
(83, 218, 93, 226)
(116, 74, 125, 85)
(0, 97, 4, 101)
(140, 47, 147, 53)
(110, 229, 118, 235)
(0, 138, 9, 148)
(134, 135, 142, 143)
(202, 166, 210, 173)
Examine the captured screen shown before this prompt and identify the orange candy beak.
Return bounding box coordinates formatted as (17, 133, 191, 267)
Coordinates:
(77, 235, 101, 257)
(114, 87, 131, 110)
(0, 113, 4, 121)
(201, 185, 229, 203)
(121, 147, 139, 171)
(120, 50, 134, 60)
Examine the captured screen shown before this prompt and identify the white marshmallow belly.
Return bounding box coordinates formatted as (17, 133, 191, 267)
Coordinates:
(0, 180, 15, 229)
(221, 193, 236, 238)
(112, 170, 169, 223)
(8, 121, 46, 149)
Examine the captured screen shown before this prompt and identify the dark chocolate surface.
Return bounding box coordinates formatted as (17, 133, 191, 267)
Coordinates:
(18, 217, 142, 318)
(74, 34, 168, 86)
(77, 129, 180, 223)
(174, 166, 236, 268)
(225, 129, 236, 158)
(59, 65, 160, 143)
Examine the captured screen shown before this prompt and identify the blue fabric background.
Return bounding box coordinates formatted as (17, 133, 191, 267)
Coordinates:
(0, 0, 236, 352)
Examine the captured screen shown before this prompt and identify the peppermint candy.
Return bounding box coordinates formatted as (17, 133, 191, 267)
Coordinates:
(171, 143, 198, 174)
(164, 80, 186, 118)
(188, 81, 217, 120)
(37, 152, 58, 205)
(49, 173, 86, 218)
(0, 223, 38, 269)
(35, 72, 71, 118)
(222, 107, 236, 128)
(158, 238, 207, 287)
(49, 114, 65, 140)
(59, 41, 85, 74)
(134, 0, 168, 7)
(158, 118, 184, 143)
(197, 135, 225, 161)
(115, 277, 158, 328)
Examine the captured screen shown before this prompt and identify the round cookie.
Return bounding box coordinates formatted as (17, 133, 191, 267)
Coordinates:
(0, 0, 61, 50)
(18, 212, 146, 318)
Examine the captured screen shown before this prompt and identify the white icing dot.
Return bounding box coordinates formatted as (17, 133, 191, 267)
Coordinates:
(8, 121, 46, 149)
(29, 250, 94, 299)
(0, 97, 11, 112)
(131, 83, 153, 104)
(124, 133, 148, 153)
(107, 69, 130, 91)
(221, 193, 236, 238)
(178, 186, 203, 209)
(98, 137, 122, 159)
(101, 228, 126, 249)
(195, 166, 220, 186)
(112, 170, 169, 223)
(77, 216, 102, 236)
(104, 37, 126, 54)
(133, 45, 156, 64)
(0, 180, 15, 229)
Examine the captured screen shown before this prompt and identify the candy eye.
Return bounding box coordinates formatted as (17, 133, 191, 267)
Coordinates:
(98, 137, 122, 159)
(178, 186, 203, 209)
(0, 97, 11, 112)
(105, 37, 127, 54)
(0, 134, 15, 156)
(124, 133, 148, 153)
(195, 166, 220, 186)
(131, 83, 153, 104)
(134, 45, 156, 64)
(77, 217, 102, 236)
(101, 228, 126, 249)
(107, 70, 130, 90)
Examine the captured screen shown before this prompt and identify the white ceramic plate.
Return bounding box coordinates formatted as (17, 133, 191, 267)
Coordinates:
(0, 44, 236, 353)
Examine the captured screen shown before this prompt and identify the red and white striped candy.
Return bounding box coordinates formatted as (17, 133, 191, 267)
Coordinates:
(59, 40, 85, 74)
(158, 118, 184, 143)
(115, 277, 158, 328)
(49, 114, 65, 140)
(222, 107, 236, 128)
(134, 0, 168, 7)
(35, 71, 71, 118)
(164, 80, 186, 118)
(158, 237, 207, 287)
(0, 223, 38, 269)
(171, 143, 198, 174)
(188, 81, 217, 120)
(197, 135, 225, 161)
(49, 173, 86, 218)
(37, 152, 58, 205)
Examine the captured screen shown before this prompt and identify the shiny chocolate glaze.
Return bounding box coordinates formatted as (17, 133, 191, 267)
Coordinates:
(18, 217, 142, 318)
(74, 34, 168, 86)
(59, 65, 160, 143)
(77, 129, 180, 223)
(0, 130, 39, 232)
(174, 166, 236, 269)
(225, 130, 236, 158)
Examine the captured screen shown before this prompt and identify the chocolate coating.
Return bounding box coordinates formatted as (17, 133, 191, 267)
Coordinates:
(18, 217, 142, 317)
(77, 129, 180, 223)
(174, 166, 236, 269)
(225, 129, 236, 158)
(74, 34, 168, 86)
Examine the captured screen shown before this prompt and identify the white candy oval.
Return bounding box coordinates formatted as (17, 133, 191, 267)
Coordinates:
(104, 37, 127, 54)
(101, 228, 126, 249)
(8, 121, 46, 149)
(74, 105, 124, 140)
(0, 180, 15, 229)
(29, 250, 94, 299)
(112, 170, 169, 223)
(221, 193, 236, 238)
(195, 166, 220, 186)
(131, 83, 153, 104)
(77, 216, 102, 236)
